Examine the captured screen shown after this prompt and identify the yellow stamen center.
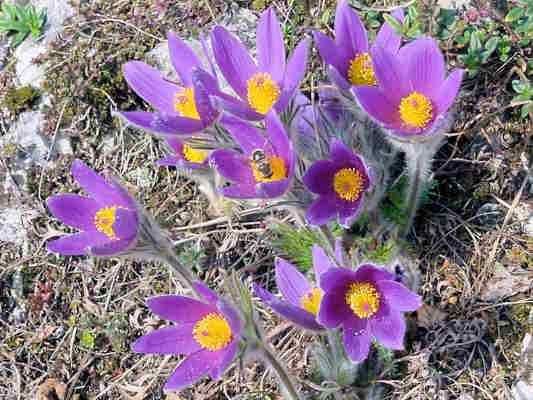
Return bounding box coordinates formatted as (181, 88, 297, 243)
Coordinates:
(246, 72, 280, 114)
(94, 206, 119, 239)
(193, 313, 233, 351)
(251, 155, 287, 183)
(333, 168, 364, 202)
(182, 144, 208, 164)
(347, 53, 377, 86)
(174, 87, 201, 120)
(300, 287, 322, 316)
(345, 282, 380, 319)
(399, 91, 433, 128)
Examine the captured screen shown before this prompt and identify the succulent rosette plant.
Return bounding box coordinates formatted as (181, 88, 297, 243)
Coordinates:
(209, 113, 295, 199)
(46, 160, 139, 256)
(253, 245, 338, 331)
(303, 139, 372, 226)
(157, 137, 210, 170)
(318, 265, 422, 362)
(133, 281, 241, 390)
(121, 32, 219, 136)
(353, 37, 465, 137)
(210, 7, 309, 120)
(313, 0, 404, 90)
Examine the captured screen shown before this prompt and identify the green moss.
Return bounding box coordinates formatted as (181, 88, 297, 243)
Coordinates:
(251, 0, 270, 11)
(511, 303, 532, 332)
(3, 85, 41, 114)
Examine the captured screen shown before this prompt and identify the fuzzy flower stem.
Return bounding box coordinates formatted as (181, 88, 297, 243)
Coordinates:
(159, 247, 198, 296)
(400, 152, 425, 238)
(318, 225, 336, 258)
(257, 343, 302, 400)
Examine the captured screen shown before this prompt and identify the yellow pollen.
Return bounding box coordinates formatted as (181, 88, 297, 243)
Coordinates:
(347, 53, 377, 86)
(251, 155, 287, 183)
(399, 91, 433, 128)
(174, 87, 201, 120)
(333, 168, 364, 202)
(94, 206, 119, 239)
(300, 287, 322, 316)
(193, 313, 233, 351)
(182, 144, 208, 164)
(345, 282, 380, 319)
(246, 72, 280, 114)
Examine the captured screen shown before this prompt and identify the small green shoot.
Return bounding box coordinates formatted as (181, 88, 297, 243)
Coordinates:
(511, 79, 533, 119)
(0, 3, 47, 47)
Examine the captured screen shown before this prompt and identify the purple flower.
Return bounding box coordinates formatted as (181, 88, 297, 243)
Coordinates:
(318, 265, 422, 362)
(314, 1, 404, 90)
(209, 113, 295, 199)
(253, 245, 338, 331)
(133, 281, 241, 391)
(353, 37, 464, 137)
(303, 139, 371, 226)
(121, 32, 219, 136)
(46, 160, 139, 256)
(210, 7, 309, 120)
(157, 138, 210, 170)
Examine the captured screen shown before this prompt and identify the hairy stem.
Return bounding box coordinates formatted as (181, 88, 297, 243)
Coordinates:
(258, 343, 302, 400)
(159, 248, 198, 296)
(400, 152, 425, 238)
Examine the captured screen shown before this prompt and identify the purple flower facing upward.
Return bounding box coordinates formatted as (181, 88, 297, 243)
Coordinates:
(303, 139, 371, 226)
(157, 138, 210, 170)
(133, 281, 241, 391)
(353, 37, 464, 137)
(46, 160, 139, 257)
(314, 0, 404, 90)
(121, 32, 219, 136)
(210, 7, 309, 120)
(318, 265, 422, 362)
(209, 113, 295, 199)
(254, 245, 338, 331)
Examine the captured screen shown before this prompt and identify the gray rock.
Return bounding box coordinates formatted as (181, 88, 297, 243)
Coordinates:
(0, 207, 35, 246)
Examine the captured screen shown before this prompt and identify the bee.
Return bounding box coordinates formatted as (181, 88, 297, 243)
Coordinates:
(250, 149, 273, 179)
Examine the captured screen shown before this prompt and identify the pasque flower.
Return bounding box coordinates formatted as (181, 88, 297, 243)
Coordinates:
(121, 32, 219, 136)
(303, 139, 371, 226)
(253, 245, 337, 331)
(209, 113, 295, 199)
(313, 0, 404, 89)
(47, 160, 139, 256)
(353, 37, 464, 137)
(133, 282, 241, 390)
(210, 7, 309, 120)
(318, 265, 422, 362)
(157, 137, 210, 170)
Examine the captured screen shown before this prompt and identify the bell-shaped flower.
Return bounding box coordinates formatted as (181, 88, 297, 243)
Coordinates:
(210, 7, 309, 120)
(133, 282, 241, 390)
(46, 160, 139, 256)
(353, 37, 464, 137)
(209, 113, 295, 199)
(120, 32, 219, 136)
(318, 264, 422, 362)
(314, 0, 404, 90)
(157, 138, 210, 170)
(303, 139, 371, 226)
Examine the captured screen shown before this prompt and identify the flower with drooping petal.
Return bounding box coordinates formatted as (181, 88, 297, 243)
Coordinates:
(303, 139, 371, 226)
(209, 113, 295, 199)
(120, 32, 219, 136)
(46, 160, 139, 256)
(157, 138, 210, 170)
(318, 264, 422, 362)
(210, 7, 309, 120)
(133, 281, 241, 391)
(353, 37, 465, 137)
(314, 1, 404, 90)
(254, 245, 340, 331)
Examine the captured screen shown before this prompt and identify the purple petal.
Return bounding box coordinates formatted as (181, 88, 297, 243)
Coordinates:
(191, 68, 219, 124)
(47, 194, 100, 231)
(219, 114, 266, 155)
(257, 7, 285, 82)
(353, 86, 401, 127)
(265, 112, 290, 162)
(119, 111, 204, 136)
(212, 95, 264, 121)
(369, 310, 406, 350)
(370, 46, 409, 104)
(313, 31, 340, 71)
(132, 325, 200, 355)
(433, 69, 464, 115)
(312, 245, 336, 280)
(257, 178, 291, 199)
(193, 281, 219, 304)
(157, 155, 179, 167)
(376, 280, 422, 312)
(306, 195, 337, 226)
(276, 38, 309, 112)
(47, 231, 110, 256)
(209, 340, 238, 380)
(90, 238, 133, 257)
(220, 184, 259, 199)
(123, 61, 178, 113)
(320, 267, 357, 292)
(338, 199, 363, 227)
(303, 160, 336, 195)
(343, 316, 371, 362)
(111, 208, 138, 241)
(328, 65, 352, 91)
(209, 149, 255, 184)
(353, 264, 395, 283)
(164, 349, 219, 390)
(146, 295, 214, 323)
(275, 257, 311, 307)
(373, 8, 404, 53)
(218, 300, 242, 336)
(211, 26, 258, 99)
(168, 31, 201, 86)
(317, 289, 352, 328)
(335, 0, 368, 57)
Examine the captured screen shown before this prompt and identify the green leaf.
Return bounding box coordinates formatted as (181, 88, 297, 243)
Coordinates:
(80, 329, 95, 349)
(505, 7, 524, 22)
(12, 31, 29, 47)
(512, 79, 527, 94)
(520, 104, 531, 119)
(383, 14, 403, 35)
(469, 31, 482, 53)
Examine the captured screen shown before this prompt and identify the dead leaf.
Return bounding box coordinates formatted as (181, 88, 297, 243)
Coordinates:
(417, 304, 448, 329)
(480, 263, 532, 302)
(36, 378, 66, 400)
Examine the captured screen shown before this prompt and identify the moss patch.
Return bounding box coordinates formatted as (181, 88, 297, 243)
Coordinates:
(2, 85, 41, 114)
